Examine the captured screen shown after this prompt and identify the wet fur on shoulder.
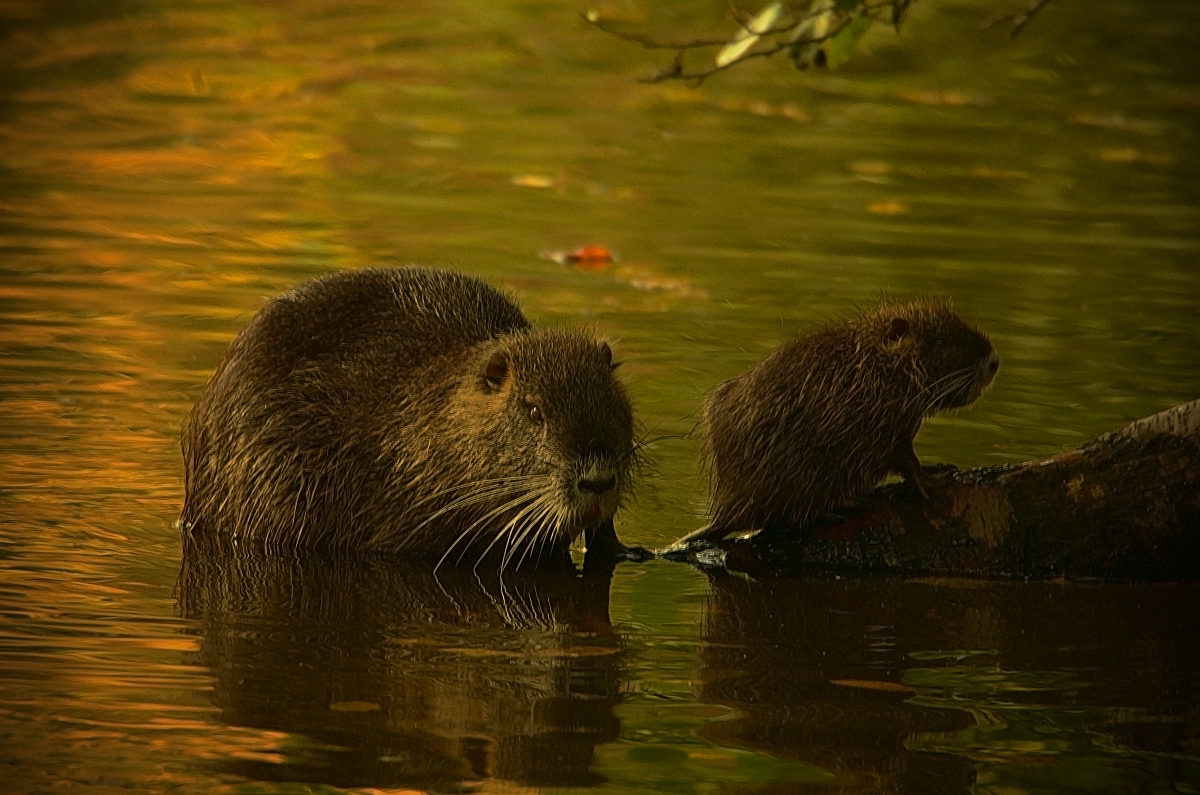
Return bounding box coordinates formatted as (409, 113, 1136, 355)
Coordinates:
(699, 297, 999, 538)
(181, 266, 638, 568)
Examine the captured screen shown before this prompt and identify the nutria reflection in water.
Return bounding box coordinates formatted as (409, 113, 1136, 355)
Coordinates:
(678, 298, 998, 548)
(177, 548, 624, 790)
(698, 573, 1200, 795)
(181, 266, 648, 569)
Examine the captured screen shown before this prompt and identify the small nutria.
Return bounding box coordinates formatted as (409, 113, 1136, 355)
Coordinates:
(687, 298, 999, 543)
(181, 266, 642, 568)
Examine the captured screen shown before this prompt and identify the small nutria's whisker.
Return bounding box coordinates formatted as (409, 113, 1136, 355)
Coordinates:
(916, 367, 976, 414)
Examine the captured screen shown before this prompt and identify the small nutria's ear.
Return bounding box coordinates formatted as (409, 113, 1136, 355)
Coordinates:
(598, 341, 615, 369)
(885, 317, 910, 344)
(484, 351, 509, 389)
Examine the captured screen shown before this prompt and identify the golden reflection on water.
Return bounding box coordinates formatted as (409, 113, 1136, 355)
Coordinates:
(1, 0, 1199, 792)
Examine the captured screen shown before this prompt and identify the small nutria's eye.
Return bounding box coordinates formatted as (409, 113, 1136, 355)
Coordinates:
(935, 338, 946, 347)
(529, 404, 544, 424)
(885, 317, 910, 344)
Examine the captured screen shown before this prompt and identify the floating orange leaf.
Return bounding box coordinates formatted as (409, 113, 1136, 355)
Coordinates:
(541, 245, 617, 269)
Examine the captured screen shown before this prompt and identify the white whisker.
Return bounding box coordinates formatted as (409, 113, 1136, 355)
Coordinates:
(434, 488, 545, 573)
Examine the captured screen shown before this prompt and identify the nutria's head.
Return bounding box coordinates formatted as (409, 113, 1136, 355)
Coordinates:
(443, 328, 636, 566)
(867, 298, 1000, 413)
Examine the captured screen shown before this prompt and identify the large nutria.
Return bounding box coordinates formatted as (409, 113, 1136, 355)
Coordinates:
(181, 266, 643, 568)
(685, 298, 999, 544)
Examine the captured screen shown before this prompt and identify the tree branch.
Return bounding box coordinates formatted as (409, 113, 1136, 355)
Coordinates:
(589, 0, 1056, 82)
(583, 1, 895, 84)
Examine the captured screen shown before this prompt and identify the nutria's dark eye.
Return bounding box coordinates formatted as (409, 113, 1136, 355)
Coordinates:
(935, 338, 946, 347)
(529, 404, 544, 424)
(484, 352, 509, 389)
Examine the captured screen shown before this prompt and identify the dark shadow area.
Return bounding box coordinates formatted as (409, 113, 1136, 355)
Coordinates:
(177, 543, 624, 791)
(698, 574, 1200, 794)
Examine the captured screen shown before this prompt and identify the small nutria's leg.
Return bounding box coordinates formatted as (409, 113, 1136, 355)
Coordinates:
(892, 437, 930, 500)
(583, 518, 653, 573)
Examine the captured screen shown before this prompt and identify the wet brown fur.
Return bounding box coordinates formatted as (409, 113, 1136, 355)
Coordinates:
(698, 298, 998, 539)
(181, 267, 637, 567)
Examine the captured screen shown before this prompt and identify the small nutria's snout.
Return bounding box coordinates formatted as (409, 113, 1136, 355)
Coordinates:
(980, 348, 1000, 390)
(578, 475, 617, 495)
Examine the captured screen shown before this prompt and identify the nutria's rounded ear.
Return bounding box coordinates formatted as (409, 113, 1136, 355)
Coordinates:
(598, 341, 614, 369)
(885, 317, 910, 344)
(484, 351, 509, 389)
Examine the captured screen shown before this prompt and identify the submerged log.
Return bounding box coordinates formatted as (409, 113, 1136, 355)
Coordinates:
(666, 399, 1200, 581)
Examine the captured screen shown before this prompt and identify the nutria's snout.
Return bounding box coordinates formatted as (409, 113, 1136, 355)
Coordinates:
(956, 348, 1000, 410)
(578, 474, 617, 494)
(565, 456, 623, 529)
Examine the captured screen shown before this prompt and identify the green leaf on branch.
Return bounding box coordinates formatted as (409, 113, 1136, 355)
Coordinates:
(823, 14, 874, 69)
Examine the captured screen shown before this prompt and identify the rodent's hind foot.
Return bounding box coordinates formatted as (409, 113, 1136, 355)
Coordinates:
(907, 470, 931, 501)
(658, 522, 728, 557)
(616, 544, 655, 563)
(657, 524, 727, 564)
(657, 538, 727, 569)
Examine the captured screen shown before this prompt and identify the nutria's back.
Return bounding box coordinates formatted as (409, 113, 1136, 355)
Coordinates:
(699, 298, 998, 538)
(181, 267, 637, 565)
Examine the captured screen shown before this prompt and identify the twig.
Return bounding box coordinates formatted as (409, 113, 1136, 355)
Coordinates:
(582, 16, 734, 50)
(984, 0, 1053, 39)
(1009, 0, 1052, 38)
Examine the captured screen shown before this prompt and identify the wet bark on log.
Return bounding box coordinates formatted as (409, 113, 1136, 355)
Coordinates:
(689, 400, 1200, 581)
